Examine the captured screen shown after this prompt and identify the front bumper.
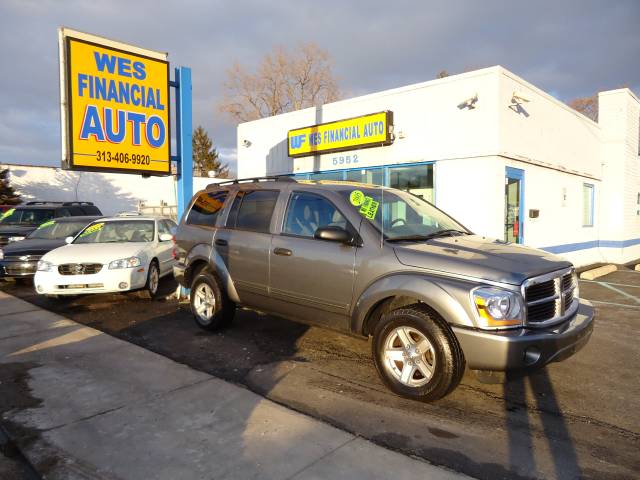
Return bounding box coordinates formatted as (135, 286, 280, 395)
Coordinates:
(452, 299, 595, 371)
(34, 265, 148, 295)
(0, 259, 39, 278)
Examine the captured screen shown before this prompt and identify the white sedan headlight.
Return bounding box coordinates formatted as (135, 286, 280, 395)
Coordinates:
(37, 260, 53, 272)
(108, 256, 141, 269)
(472, 287, 524, 329)
(8, 236, 25, 242)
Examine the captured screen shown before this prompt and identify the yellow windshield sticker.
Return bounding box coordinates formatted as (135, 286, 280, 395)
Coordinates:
(80, 222, 104, 237)
(1, 208, 15, 220)
(350, 190, 365, 206)
(38, 220, 56, 229)
(359, 196, 380, 220)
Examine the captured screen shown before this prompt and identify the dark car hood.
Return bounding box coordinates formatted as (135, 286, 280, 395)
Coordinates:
(393, 235, 571, 285)
(0, 224, 37, 237)
(1, 238, 65, 257)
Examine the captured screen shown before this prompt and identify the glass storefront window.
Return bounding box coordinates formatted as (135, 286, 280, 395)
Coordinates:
(309, 171, 344, 181)
(345, 168, 383, 186)
(388, 165, 434, 203)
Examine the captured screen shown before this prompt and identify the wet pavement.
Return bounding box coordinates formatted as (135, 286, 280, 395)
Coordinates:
(1, 268, 639, 480)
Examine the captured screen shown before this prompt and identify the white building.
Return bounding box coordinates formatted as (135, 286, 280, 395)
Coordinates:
(237, 66, 640, 267)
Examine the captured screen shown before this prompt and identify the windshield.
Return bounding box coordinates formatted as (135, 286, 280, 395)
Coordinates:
(0, 208, 55, 225)
(27, 220, 91, 240)
(339, 187, 468, 240)
(74, 220, 155, 244)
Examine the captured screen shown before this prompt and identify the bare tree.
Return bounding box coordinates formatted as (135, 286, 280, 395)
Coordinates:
(568, 95, 598, 122)
(220, 43, 341, 122)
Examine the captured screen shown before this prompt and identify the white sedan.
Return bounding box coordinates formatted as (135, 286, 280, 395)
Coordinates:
(34, 215, 177, 299)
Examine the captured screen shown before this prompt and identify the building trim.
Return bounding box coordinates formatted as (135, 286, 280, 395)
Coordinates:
(541, 238, 640, 254)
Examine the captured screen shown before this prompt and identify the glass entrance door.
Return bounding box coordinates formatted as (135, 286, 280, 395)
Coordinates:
(505, 167, 524, 244)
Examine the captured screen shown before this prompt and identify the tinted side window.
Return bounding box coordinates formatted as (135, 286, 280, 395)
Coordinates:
(187, 191, 228, 227)
(284, 192, 347, 237)
(227, 190, 278, 233)
(163, 219, 177, 235)
(67, 206, 84, 215)
(57, 208, 72, 217)
(80, 205, 101, 215)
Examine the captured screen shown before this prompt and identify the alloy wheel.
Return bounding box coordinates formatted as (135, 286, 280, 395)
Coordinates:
(382, 326, 436, 387)
(194, 283, 216, 322)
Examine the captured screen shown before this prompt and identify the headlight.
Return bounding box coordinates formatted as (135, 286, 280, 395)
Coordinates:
(37, 260, 53, 272)
(472, 287, 524, 329)
(8, 236, 25, 242)
(108, 256, 141, 269)
(0, 249, 3, 260)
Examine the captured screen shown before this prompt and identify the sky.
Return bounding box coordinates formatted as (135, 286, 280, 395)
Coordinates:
(0, 0, 638, 176)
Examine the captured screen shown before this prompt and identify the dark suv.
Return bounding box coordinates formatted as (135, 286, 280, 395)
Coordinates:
(174, 177, 594, 401)
(0, 202, 102, 247)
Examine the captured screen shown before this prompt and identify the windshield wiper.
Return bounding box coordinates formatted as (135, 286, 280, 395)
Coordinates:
(386, 229, 469, 243)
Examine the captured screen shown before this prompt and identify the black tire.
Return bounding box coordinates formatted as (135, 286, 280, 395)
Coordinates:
(372, 303, 465, 402)
(139, 260, 160, 300)
(189, 269, 235, 331)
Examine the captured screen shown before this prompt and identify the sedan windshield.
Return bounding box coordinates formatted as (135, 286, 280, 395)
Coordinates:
(74, 220, 155, 244)
(28, 220, 90, 240)
(339, 187, 468, 240)
(0, 208, 54, 225)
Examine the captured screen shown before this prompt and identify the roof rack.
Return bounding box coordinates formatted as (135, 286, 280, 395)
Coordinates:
(25, 201, 94, 206)
(210, 175, 296, 188)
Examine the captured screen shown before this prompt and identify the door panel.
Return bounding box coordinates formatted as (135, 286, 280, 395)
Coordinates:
(269, 191, 356, 330)
(269, 235, 356, 329)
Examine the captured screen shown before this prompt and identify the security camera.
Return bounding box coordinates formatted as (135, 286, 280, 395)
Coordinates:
(458, 94, 478, 110)
(242, 139, 252, 147)
(511, 91, 531, 104)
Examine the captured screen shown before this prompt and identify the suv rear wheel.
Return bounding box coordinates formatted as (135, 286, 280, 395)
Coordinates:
(372, 304, 465, 402)
(190, 269, 235, 331)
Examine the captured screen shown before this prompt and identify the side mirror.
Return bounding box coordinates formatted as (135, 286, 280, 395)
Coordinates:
(314, 226, 353, 245)
(65, 236, 74, 244)
(159, 233, 173, 242)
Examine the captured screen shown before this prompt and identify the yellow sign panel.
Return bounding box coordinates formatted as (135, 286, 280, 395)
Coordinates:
(60, 29, 170, 175)
(288, 111, 393, 158)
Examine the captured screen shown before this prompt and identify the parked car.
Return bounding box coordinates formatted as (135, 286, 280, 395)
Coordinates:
(34, 215, 177, 299)
(0, 201, 102, 246)
(173, 177, 595, 402)
(0, 216, 102, 280)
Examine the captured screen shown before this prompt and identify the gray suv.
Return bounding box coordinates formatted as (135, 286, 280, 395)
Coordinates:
(174, 177, 594, 401)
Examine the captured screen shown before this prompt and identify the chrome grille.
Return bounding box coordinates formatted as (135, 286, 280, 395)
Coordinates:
(58, 263, 103, 275)
(523, 268, 577, 326)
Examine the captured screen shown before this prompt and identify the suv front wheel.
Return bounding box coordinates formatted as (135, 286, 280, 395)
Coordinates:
(372, 304, 465, 402)
(190, 269, 235, 331)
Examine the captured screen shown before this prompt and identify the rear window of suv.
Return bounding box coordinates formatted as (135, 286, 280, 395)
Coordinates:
(226, 190, 278, 233)
(187, 191, 229, 227)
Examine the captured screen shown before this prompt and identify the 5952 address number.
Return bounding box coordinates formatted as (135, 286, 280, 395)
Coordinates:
(96, 151, 151, 165)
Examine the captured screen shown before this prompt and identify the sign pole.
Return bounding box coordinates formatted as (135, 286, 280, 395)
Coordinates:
(174, 66, 193, 221)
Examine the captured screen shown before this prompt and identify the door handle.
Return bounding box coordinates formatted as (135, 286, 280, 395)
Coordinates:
(273, 247, 292, 256)
(215, 238, 228, 247)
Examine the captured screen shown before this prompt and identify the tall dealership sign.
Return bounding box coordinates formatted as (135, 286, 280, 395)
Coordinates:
(58, 28, 171, 176)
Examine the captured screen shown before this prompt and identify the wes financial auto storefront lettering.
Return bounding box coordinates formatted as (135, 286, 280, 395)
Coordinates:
(288, 111, 393, 158)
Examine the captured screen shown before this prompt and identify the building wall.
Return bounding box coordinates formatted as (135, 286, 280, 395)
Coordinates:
(238, 67, 504, 178)
(1, 164, 223, 217)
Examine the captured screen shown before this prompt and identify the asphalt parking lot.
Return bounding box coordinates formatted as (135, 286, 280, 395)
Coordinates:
(1, 269, 639, 480)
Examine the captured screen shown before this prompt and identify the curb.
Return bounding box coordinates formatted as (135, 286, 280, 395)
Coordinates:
(579, 264, 616, 280)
